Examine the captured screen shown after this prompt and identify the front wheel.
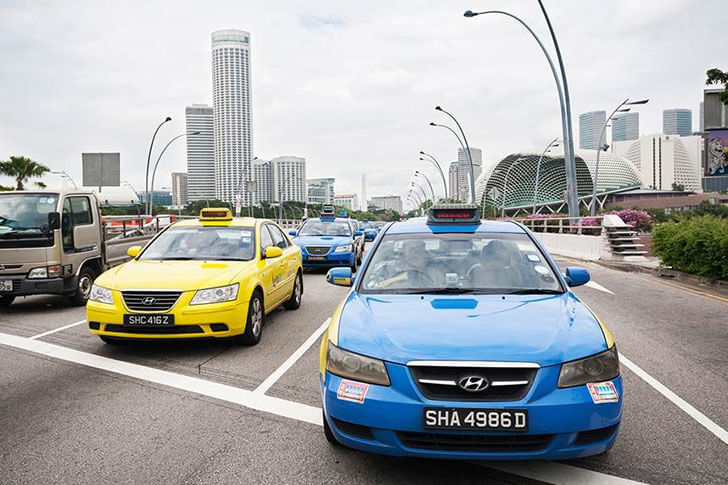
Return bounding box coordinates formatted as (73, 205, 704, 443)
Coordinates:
(283, 272, 302, 310)
(67, 267, 96, 306)
(323, 412, 340, 445)
(236, 291, 264, 346)
(0, 295, 15, 307)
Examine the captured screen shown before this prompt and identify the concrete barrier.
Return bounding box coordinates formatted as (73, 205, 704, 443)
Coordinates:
(532, 232, 607, 261)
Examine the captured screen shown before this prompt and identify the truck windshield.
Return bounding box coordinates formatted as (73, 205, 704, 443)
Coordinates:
(298, 220, 351, 237)
(0, 193, 58, 237)
(139, 226, 256, 261)
(359, 232, 564, 294)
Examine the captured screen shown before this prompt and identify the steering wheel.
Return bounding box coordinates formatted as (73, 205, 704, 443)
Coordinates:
(464, 264, 483, 283)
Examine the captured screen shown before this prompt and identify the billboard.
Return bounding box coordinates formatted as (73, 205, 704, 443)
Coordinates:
(82, 153, 120, 187)
(705, 130, 728, 177)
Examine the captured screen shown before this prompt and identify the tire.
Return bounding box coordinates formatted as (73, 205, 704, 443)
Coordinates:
(236, 290, 264, 346)
(283, 272, 302, 310)
(0, 295, 15, 307)
(67, 266, 96, 306)
(323, 412, 340, 445)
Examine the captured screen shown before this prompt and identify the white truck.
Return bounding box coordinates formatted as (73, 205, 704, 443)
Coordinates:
(0, 190, 174, 307)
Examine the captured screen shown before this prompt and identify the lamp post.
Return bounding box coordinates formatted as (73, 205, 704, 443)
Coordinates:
(411, 180, 428, 204)
(51, 171, 78, 190)
(145, 117, 172, 215)
(463, 8, 579, 219)
(434, 106, 476, 204)
(148, 131, 200, 214)
(501, 157, 527, 218)
(590, 98, 648, 215)
(533, 137, 560, 214)
(415, 171, 436, 201)
(419, 151, 448, 199)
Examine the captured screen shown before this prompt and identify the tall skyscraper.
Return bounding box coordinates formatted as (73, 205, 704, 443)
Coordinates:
(185, 104, 215, 201)
(271, 156, 306, 202)
(448, 162, 458, 200)
(579, 111, 606, 150)
(171, 172, 188, 205)
(663, 108, 692, 136)
(612, 112, 639, 142)
(211, 29, 252, 203)
(253, 159, 272, 203)
(456, 147, 482, 202)
(361, 173, 367, 211)
(699, 101, 704, 132)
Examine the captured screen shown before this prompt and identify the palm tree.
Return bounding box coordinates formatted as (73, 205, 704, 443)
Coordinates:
(0, 156, 50, 190)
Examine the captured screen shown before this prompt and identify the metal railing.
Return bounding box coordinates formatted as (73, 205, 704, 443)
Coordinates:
(513, 215, 605, 236)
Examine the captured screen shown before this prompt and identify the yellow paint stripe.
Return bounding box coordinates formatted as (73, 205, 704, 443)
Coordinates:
(651, 277, 728, 304)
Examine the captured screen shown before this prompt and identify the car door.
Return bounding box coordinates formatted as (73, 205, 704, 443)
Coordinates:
(258, 223, 278, 312)
(268, 223, 297, 298)
(264, 223, 292, 305)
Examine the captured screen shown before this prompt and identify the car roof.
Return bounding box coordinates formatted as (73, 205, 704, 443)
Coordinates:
(307, 217, 350, 223)
(386, 217, 526, 235)
(173, 217, 259, 228)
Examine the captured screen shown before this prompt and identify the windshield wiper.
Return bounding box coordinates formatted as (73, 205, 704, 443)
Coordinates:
(157, 257, 196, 261)
(505, 288, 564, 295)
(396, 287, 479, 295)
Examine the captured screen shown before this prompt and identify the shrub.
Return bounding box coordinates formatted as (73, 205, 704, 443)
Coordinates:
(611, 209, 653, 233)
(652, 216, 728, 280)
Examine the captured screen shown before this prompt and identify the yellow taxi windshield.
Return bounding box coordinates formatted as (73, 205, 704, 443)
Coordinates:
(139, 226, 255, 262)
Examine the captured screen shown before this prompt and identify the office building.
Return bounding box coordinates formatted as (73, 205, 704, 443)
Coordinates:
(361, 174, 367, 211)
(579, 111, 607, 150)
(663, 109, 692, 136)
(612, 112, 639, 142)
(448, 162, 458, 200)
(271, 156, 306, 203)
(334, 193, 358, 211)
(307, 178, 335, 205)
(253, 159, 272, 203)
(212, 29, 252, 203)
(702, 89, 728, 192)
(700, 101, 704, 132)
(370, 195, 403, 213)
(171, 172, 188, 206)
(450, 147, 482, 202)
(185, 104, 215, 201)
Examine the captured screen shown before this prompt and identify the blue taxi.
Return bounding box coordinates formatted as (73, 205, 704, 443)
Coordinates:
(290, 216, 362, 271)
(318, 204, 621, 460)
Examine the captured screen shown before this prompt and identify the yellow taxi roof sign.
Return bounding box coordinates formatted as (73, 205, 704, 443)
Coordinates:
(199, 208, 233, 222)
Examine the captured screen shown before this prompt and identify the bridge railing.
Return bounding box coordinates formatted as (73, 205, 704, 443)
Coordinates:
(512, 216, 605, 236)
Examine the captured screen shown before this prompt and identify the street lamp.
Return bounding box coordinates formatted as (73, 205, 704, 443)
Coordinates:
(414, 171, 436, 201)
(145, 117, 172, 215)
(411, 180, 428, 203)
(148, 131, 200, 214)
(590, 98, 648, 215)
(464, 7, 580, 219)
(51, 171, 78, 190)
(419, 151, 448, 199)
(433, 105, 476, 203)
(501, 157, 527, 218)
(533, 137, 560, 214)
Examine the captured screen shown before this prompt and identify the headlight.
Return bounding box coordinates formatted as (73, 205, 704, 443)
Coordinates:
(190, 283, 239, 305)
(89, 284, 113, 304)
(558, 346, 620, 388)
(326, 342, 390, 386)
(28, 267, 48, 279)
(334, 244, 353, 253)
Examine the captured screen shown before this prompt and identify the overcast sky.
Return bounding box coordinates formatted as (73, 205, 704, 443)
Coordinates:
(1, 0, 725, 209)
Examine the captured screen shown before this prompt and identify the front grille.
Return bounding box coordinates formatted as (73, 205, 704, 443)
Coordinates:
(122, 290, 182, 312)
(398, 431, 554, 452)
(409, 365, 537, 401)
(574, 425, 618, 445)
(105, 324, 203, 334)
(332, 418, 374, 440)
(306, 246, 330, 256)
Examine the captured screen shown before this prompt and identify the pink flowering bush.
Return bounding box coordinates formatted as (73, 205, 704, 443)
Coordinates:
(610, 209, 653, 233)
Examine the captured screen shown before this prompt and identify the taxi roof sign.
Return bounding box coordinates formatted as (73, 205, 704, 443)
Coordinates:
(427, 203, 480, 224)
(199, 207, 233, 222)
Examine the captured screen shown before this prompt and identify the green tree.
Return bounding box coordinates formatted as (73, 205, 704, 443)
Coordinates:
(671, 182, 685, 191)
(0, 155, 50, 190)
(706, 68, 728, 105)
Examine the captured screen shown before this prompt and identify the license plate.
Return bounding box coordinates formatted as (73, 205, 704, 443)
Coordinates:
(123, 314, 174, 326)
(0, 280, 12, 292)
(307, 256, 327, 261)
(424, 407, 528, 431)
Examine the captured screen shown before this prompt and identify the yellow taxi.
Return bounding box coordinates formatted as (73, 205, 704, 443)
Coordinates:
(86, 208, 303, 345)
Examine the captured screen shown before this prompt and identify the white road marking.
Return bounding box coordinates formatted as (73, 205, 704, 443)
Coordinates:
(255, 318, 329, 394)
(29, 320, 86, 340)
(584, 280, 614, 294)
(480, 461, 647, 485)
(0, 332, 321, 426)
(620, 353, 728, 446)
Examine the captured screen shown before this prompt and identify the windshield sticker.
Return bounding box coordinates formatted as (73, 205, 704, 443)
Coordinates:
(337, 379, 369, 404)
(586, 381, 619, 403)
(534, 265, 549, 274)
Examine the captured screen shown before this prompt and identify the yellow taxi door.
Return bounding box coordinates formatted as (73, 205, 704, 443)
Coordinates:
(258, 223, 280, 312)
(262, 223, 291, 306)
(268, 223, 297, 298)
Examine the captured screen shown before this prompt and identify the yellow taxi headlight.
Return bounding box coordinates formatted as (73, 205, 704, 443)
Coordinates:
(190, 283, 239, 305)
(89, 284, 113, 304)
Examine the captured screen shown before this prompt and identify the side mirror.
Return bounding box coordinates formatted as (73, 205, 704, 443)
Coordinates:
(127, 246, 142, 258)
(326, 267, 353, 287)
(264, 246, 283, 259)
(48, 212, 61, 230)
(564, 267, 590, 287)
(288, 230, 297, 236)
(354, 230, 363, 237)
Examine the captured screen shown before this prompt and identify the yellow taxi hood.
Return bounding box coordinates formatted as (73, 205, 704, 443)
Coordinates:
(96, 259, 257, 291)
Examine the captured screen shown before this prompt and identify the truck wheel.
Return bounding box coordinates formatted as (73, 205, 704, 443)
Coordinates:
(0, 295, 15, 307)
(67, 267, 96, 306)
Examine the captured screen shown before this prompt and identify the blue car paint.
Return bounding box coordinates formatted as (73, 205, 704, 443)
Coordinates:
(321, 217, 622, 460)
(292, 218, 358, 268)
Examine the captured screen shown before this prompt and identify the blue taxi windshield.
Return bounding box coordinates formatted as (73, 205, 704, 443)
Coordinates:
(359, 232, 564, 294)
(298, 220, 351, 237)
(140, 226, 255, 261)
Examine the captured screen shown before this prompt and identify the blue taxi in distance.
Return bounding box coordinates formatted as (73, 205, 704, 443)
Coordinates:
(318, 204, 621, 460)
(290, 216, 362, 271)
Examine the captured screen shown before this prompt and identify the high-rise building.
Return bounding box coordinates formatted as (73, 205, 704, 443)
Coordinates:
(307, 178, 335, 204)
(699, 101, 704, 132)
(271, 156, 306, 203)
(612, 112, 639, 142)
(361, 174, 367, 211)
(171, 172, 188, 206)
(663, 109, 692, 136)
(253, 159, 272, 203)
(454, 147, 482, 202)
(185, 104, 215, 201)
(579, 111, 606, 150)
(334, 193, 358, 211)
(370, 195, 403, 213)
(448, 162, 458, 200)
(211, 29, 252, 203)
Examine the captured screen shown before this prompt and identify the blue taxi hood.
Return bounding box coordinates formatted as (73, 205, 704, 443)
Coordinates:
(294, 235, 351, 246)
(336, 292, 608, 367)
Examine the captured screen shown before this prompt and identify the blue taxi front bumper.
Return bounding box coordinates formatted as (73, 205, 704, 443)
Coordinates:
(302, 249, 355, 268)
(320, 362, 622, 460)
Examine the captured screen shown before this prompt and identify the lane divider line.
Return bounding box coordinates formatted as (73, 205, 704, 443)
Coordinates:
(584, 280, 614, 295)
(476, 461, 647, 485)
(620, 353, 728, 446)
(651, 277, 728, 304)
(254, 318, 330, 395)
(29, 320, 86, 340)
(0, 331, 322, 426)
